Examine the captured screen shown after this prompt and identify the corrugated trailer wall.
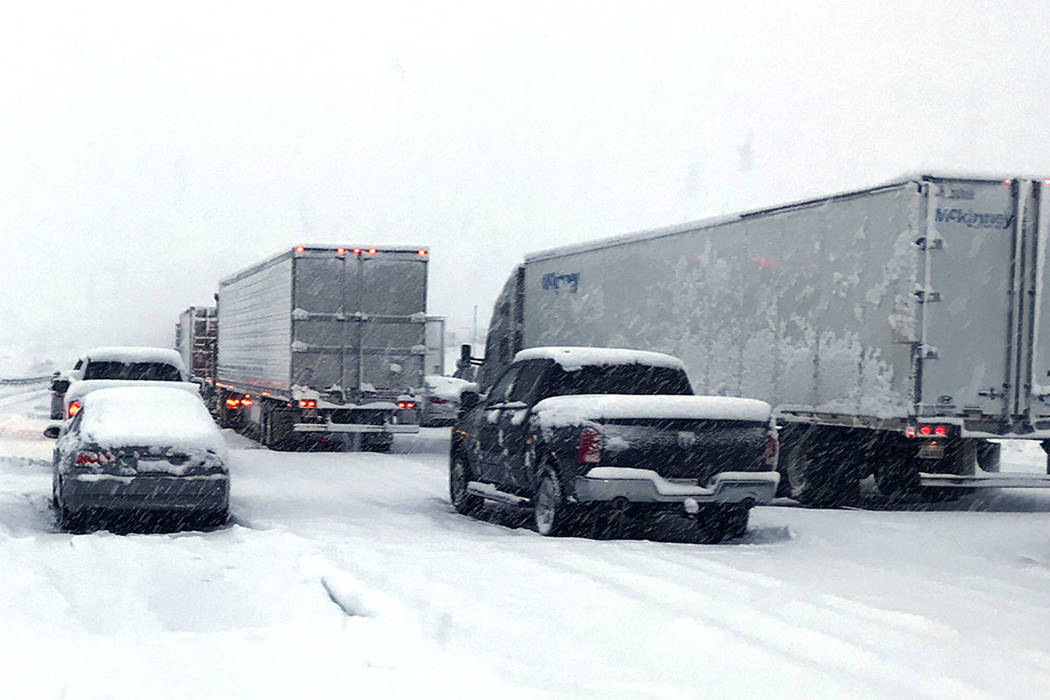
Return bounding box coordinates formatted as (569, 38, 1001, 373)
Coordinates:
(217, 254, 293, 392)
(523, 183, 924, 418)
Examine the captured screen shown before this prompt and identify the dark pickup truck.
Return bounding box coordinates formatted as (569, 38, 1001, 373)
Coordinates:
(449, 347, 780, 542)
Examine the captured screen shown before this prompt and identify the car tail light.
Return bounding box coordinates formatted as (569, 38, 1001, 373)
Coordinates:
(225, 398, 240, 409)
(240, 398, 253, 407)
(764, 432, 779, 468)
(67, 400, 82, 418)
(397, 401, 416, 409)
(299, 399, 317, 408)
(577, 427, 602, 465)
(427, 396, 448, 404)
(73, 450, 113, 467)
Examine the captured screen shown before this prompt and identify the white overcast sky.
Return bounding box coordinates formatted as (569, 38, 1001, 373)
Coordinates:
(2, 0, 1049, 372)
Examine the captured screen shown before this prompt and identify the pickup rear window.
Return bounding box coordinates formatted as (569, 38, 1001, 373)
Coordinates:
(82, 361, 182, 382)
(541, 364, 693, 399)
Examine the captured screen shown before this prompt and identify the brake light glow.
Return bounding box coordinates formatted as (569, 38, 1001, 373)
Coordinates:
(577, 427, 602, 465)
(240, 398, 253, 407)
(352, 248, 361, 255)
(905, 427, 916, 438)
(225, 398, 240, 409)
(934, 425, 947, 436)
(337, 248, 346, 254)
(299, 399, 317, 408)
(920, 425, 932, 436)
(1003, 179, 1013, 185)
(73, 450, 113, 467)
(908, 424, 948, 438)
(67, 400, 82, 418)
(397, 401, 416, 409)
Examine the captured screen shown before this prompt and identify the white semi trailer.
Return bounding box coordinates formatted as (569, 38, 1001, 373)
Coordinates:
(476, 174, 1050, 505)
(215, 245, 429, 451)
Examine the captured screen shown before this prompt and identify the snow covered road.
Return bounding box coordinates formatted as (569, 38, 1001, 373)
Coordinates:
(2, 386, 1050, 698)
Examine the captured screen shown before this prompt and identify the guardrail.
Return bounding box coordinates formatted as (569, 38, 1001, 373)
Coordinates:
(0, 376, 51, 386)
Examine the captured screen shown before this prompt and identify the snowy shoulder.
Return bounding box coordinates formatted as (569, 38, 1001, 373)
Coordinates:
(532, 394, 772, 426)
(513, 347, 685, 371)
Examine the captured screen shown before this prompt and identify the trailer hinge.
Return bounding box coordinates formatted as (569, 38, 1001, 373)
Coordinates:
(913, 289, 941, 303)
(919, 344, 939, 360)
(915, 236, 943, 251)
(978, 385, 1008, 400)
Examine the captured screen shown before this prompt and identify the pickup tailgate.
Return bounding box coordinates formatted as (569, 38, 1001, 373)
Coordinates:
(533, 394, 774, 483)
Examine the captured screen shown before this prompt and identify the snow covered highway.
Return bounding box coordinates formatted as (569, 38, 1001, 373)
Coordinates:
(3, 387, 1050, 698)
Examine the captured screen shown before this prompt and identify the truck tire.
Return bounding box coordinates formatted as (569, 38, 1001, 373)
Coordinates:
(533, 468, 577, 537)
(449, 454, 483, 517)
(783, 437, 858, 507)
(263, 405, 299, 451)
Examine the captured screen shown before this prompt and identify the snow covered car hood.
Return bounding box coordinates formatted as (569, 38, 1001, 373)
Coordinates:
(531, 394, 772, 427)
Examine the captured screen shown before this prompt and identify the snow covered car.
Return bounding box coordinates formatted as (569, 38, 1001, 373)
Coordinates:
(421, 375, 478, 427)
(58, 346, 196, 421)
(450, 347, 780, 542)
(45, 386, 230, 531)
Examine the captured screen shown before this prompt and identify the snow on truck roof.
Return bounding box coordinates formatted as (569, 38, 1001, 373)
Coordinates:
(82, 346, 185, 368)
(532, 395, 772, 426)
(78, 386, 227, 457)
(514, 347, 685, 371)
(524, 172, 1041, 263)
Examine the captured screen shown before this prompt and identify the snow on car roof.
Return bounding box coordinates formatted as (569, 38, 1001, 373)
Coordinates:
(83, 346, 186, 369)
(513, 347, 685, 371)
(424, 375, 478, 400)
(78, 386, 226, 457)
(532, 394, 772, 426)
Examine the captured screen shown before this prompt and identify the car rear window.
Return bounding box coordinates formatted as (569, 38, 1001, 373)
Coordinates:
(82, 361, 182, 382)
(541, 364, 693, 398)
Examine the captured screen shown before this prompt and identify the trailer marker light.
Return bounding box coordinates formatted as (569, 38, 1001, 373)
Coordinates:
(352, 248, 361, 255)
(1045, 179, 1050, 186)
(1003, 179, 1013, 185)
(418, 249, 428, 256)
(337, 248, 346, 254)
(368, 248, 377, 255)
(934, 425, 947, 436)
(295, 246, 305, 253)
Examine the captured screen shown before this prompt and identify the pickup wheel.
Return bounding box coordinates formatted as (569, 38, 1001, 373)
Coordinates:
(534, 469, 577, 537)
(449, 454, 483, 517)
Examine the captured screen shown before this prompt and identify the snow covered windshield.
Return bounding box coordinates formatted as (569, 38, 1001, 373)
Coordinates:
(542, 364, 693, 398)
(82, 361, 182, 382)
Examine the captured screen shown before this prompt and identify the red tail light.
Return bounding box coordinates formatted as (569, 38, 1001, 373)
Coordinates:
(764, 432, 779, 468)
(299, 399, 317, 408)
(67, 400, 82, 418)
(240, 398, 253, 407)
(577, 427, 602, 465)
(397, 401, 416, 410)
(74, 450, 113, 467)
(427, 396, 448, 404)
(226, 398, 240, 409)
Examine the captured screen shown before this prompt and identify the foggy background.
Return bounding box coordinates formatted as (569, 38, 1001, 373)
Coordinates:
(2, 0, 1048, 374)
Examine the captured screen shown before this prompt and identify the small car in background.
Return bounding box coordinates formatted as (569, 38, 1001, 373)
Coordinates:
(56, 346, 195, 422)
(46, 385, 230, 531)
(420, 375, 478, 427)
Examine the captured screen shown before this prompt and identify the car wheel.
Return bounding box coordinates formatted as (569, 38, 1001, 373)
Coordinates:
(533, 469, 577, 537)
(449, 454, 483, 517)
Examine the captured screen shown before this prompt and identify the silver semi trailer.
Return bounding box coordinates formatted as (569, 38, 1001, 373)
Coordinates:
(175, 306, 217, 381)
(479, 174, 1050, 505)
(215, 245, 429, 451)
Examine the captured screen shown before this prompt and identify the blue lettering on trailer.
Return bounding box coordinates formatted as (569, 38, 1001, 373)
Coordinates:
(935, 209, 1016, 230)
(542, 272, 580, 294)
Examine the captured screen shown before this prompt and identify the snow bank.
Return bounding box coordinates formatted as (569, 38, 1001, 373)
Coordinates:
(514, 346, 685, 371)
(78, 387, 227, 458)
(533, 394, 772, 426)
